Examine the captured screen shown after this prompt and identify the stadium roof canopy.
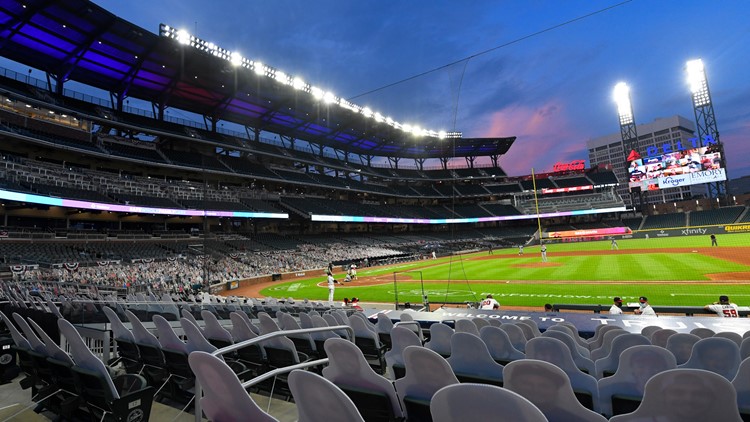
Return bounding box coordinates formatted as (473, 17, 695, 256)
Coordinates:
(0, 0, 515, 160)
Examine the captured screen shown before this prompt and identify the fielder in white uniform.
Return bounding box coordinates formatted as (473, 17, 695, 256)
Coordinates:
(327, 274, 339, 304)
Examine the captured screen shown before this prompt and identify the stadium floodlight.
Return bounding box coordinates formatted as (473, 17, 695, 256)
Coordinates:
(253, 62, 264, 76)
(686, 59, 710, 107)
(176, 29, 190, 45)
(323, 91, 336, 104)
(613, 82, 634, 126)
(438, 131, 447, 139)
(292, 77, 306, 90)
(310, 86, 324, 100)
(159, 22, 456, 138)
(230, 52, 242, 67)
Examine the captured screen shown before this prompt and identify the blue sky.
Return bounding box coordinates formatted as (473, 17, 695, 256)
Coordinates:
(4, 1, 750, 178)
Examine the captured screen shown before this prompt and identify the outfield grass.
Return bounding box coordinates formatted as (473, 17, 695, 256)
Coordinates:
(259, 233, 750, 307)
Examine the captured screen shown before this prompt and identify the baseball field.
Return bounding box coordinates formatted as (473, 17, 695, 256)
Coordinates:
(251, 233, 750, 308)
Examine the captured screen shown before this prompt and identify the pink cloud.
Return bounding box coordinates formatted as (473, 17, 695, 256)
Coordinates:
(476, 100, 589, 177)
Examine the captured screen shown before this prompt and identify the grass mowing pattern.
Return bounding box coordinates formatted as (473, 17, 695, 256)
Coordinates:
(260, 234, 750, 307)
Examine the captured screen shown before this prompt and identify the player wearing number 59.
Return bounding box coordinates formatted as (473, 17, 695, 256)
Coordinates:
(704, 295, 739, 317)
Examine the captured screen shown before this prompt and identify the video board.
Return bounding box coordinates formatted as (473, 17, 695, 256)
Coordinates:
(628, 146, 726, 192)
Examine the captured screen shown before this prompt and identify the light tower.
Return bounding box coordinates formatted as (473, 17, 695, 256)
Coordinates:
(613, 82, 641, 210)
(686, 59, 728, 200)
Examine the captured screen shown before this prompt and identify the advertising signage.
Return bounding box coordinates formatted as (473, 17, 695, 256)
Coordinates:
(628, 145, 725, 192)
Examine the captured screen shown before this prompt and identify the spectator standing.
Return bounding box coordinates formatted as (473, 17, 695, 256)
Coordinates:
(609, 296, 624, 315)
(634, 296, 656, 316)
(705, 295, 740, 317)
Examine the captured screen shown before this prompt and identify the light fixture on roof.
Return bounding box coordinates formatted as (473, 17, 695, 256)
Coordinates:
(613, 82, 634, 126)
(686, 59, 710, 106)
(323, 91, 336, 104)
(292, 77, 305, 90)
(159, 22, 454, 138)
(253, 62, 264, 75)
(230, 52, 242, 67)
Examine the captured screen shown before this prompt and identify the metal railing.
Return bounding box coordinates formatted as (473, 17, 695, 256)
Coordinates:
(195, 325, 355, 422)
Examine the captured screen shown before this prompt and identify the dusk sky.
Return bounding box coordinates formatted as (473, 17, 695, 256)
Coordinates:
(4, 1, 749, 178)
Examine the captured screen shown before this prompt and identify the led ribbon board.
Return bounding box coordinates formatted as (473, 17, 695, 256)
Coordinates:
(0, 189, 288, 219)
(311, 206, 628, 224)
(545, 227, 632, 239)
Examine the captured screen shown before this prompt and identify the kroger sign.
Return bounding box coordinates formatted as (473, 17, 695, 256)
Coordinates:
(645, 135, 717, 158)
(658, 168, 726, 189)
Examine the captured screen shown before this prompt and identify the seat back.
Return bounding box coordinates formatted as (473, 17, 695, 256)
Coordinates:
(542, 330, 595, 374)
(741, 337, 750, 360)
(153, 315, 188, 353)
(385, 326, 421, 380)
(609, 369, 742, 422)
(715, 331, 743, 347)
(665, 333, 700, 365)
(323, 338, 404, 419)
(526, 336, 600, 412)
(499, 324, 528, 353)
(289, 369, 364, 422)
(201, 310, 233, 343)
(430, 383, 548, 422)
(504, 359, 607, 422)
(447, 332, 503, 384)
(546, 325, 589, 357)
(58, 318, 119, 400)
(299, 312, 314, 329)
(425, 322, 454, 357)
(103, 306, 135, 342)
(479, 326, 525, 364)
(0, 310, 32, 350)
(590, 329, 628, 360)
(649, 328, 678, 348)
(586, 325, 623, 350)
(454, 319, 479, 336)
(376, 313, 394, 334)
(595, 333, 651, 379)
(514, 322, 536, 340)
(732, 356, 750, 416)
(27, 317, 73, 364)
(188, 351, 278, 422)
(124, 310, 161, 348)
(679, 337, 741, 380)
(690, 327, 716, 339)
(12, 312, 46, 353)
(640, 325, 661, 340)
(471, 318, 490, 330)
(394, 346, 459, 417)
(180, 318, 217, 353)
(597, 345, 676, 417)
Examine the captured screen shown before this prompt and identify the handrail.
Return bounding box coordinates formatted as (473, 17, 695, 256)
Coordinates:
(194, 324, 355, 422)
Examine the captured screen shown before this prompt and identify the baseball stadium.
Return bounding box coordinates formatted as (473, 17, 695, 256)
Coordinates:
(1, 1, 749, 421)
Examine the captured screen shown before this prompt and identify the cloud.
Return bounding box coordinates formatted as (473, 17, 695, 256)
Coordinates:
(476, 100, 586, 176)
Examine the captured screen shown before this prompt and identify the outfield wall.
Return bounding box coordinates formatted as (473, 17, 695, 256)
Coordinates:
(622, 223, 750, 239)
